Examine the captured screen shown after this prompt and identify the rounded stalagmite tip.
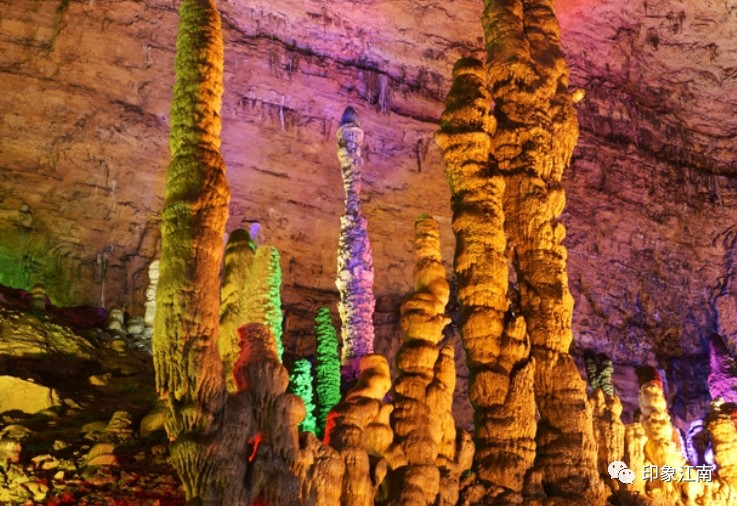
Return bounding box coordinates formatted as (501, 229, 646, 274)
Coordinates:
(340, 106, 361, 128)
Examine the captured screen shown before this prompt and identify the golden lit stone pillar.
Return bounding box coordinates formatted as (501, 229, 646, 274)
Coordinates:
(637, 367, 702, 502)
(153, 0, 230, 500)
(389, 215, 452, 505)
(436, 59, 536, 501)
(482, 0, 605, 500)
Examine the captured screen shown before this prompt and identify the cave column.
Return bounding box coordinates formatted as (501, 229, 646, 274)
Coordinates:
(335, 107, 376, 385)
(435, 59, 537, 501)
(482, 0, 605, 500)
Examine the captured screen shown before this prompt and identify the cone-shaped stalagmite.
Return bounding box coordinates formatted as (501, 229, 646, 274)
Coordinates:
(389, 215, 471, 505)
(219, 229, 255, 392)
(336, 107, 376, 384)
(289, 358, 318, 435)
(481, 0, 605, 500)
(153, 0, 232, 500)
(315, 306, 342, 438)
(435, 58, 536, 502)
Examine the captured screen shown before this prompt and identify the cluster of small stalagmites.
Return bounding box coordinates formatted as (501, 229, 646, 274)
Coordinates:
(335, 106, 376, 382)
(324, 354, 403, 506)
(388, 215, 472, 506)
(585, 353, 625, 488)
(105, 305, 149, 352)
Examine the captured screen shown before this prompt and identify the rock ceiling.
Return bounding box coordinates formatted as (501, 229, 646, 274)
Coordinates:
(2, 0, 737, 420)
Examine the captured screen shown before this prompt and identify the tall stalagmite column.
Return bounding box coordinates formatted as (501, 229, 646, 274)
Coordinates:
(336, 107, 376, 383)
(435, 59, 537, 502)
(389, 215, 456, 505)
(482, 0, 605, 500)
(153, 0, 229, 500)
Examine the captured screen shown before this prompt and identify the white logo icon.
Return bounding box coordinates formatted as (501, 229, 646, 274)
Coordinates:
(608, 460, 635, 484)
(618, 468, 636, 484)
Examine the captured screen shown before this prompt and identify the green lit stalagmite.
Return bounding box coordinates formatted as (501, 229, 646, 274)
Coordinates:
(289, 357, 317, 434)
(153, 0, 232, 501)
(219, 229, 255, 392)
(314, 306, 341, 438)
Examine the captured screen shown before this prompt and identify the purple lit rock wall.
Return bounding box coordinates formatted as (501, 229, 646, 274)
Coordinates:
(2, 0, 737, 426)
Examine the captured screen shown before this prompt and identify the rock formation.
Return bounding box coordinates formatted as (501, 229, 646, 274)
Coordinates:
(325, 354, 402, 506)
(389, 214, 469, 505)
(143, 260, 159, 341)
(482, 0, 605, 500)
(152, 0, 234, 500)
(335, 107, 376, 384)
(289, 357, 318, 435)
(435, 57, 537, 502)
(315, 306, 342, 439)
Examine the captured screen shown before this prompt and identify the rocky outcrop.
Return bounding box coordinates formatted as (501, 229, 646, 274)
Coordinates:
(335, 107, 376, 384)
(325, 354, 403, 506)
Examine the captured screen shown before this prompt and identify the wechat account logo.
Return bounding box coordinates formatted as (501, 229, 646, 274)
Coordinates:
(608, 461, 635, 484)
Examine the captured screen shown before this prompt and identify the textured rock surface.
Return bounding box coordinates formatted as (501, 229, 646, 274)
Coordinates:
(2, 0, 737, 450)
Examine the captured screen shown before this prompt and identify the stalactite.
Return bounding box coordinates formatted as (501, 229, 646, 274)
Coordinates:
(481, 0, 605, 500)
(435, 57, 536, 503)
(388, 215, 455, 505)
(219, 229, 255, 392)
(315, 306, 341, 439)
(152, 0, 231, 500)
(289, 358, 317, 435)
(335, 107, 376, 384)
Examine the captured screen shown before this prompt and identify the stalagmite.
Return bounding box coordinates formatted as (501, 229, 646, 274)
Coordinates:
(335, 107, 376, 383)
(637, 366, 701, 502)
(289, 358, 317, 435)
(247, 245, 284, 360)
(707, 401, 737, 488)
(315, 306, 341, 438)
(143, 260, 159, 341)
(389, 215, 456, 505)
(219, 229, 255, 392)
(481, 0, 605, 500)
(586, 353, 624, 480)
(435, 58, 536, 502)
(325, 354, 404, 506)
(152, 0, 233, 501)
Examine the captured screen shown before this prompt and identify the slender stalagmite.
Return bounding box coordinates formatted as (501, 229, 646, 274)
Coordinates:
(219, 229, 255, 392)
(389, 215, 452, 505)
(315, 306, 342, 438)
(153, 0, 231, 500)
(436, 58, 536, 501)
(482, 0, 605, 500)
(336, 107, 376, 384)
